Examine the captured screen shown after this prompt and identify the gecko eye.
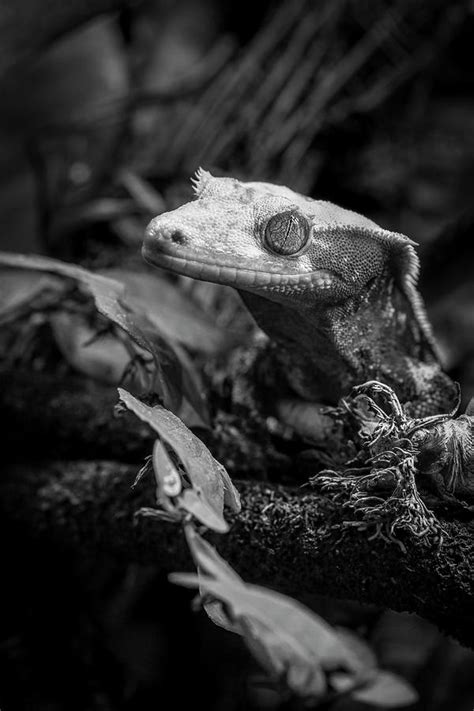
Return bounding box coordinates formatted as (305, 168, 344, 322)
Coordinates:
(263, 210, 310, 256)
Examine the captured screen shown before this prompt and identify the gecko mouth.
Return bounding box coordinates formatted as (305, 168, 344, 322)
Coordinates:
(142, 240, 336, 291)
(142, 247, 334, 290)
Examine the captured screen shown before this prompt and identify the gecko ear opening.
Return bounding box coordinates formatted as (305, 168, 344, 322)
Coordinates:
(191, 167, 213, 197)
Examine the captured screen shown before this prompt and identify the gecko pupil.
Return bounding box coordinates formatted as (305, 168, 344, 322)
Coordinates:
(264, 210, 309, 256)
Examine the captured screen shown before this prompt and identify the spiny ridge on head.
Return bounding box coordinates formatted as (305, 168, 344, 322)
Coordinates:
(191, 167, 213, 197)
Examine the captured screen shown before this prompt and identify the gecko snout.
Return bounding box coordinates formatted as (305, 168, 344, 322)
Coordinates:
(148, 220, 187, 245)
(143, 217, 190, 261)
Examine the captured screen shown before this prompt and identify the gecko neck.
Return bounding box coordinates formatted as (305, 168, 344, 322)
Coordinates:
(239, 276, 448, 412)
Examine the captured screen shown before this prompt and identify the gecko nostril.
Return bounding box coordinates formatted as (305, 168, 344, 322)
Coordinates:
(152, 224, 188, 245)
(170, 229, 187, 245)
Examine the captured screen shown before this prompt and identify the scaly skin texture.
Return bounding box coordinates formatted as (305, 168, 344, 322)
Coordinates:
(143, 170, 457, 418)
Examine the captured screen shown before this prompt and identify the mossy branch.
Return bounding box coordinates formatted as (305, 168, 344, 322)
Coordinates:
(1, 459, 473, 647)
(1, 367, 473, 644)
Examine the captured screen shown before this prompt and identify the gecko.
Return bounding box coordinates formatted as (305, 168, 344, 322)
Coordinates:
(142, 169, 458, 440)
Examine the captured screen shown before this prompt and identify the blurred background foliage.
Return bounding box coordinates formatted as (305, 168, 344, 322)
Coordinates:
(1, 0, 473, 255)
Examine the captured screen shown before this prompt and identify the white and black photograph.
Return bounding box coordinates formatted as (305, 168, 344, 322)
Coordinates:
(0, 1, 473, 709)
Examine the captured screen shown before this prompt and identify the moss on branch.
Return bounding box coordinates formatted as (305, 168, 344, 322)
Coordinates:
(1, 459, 473, 647)
(1, 368, 473, 645)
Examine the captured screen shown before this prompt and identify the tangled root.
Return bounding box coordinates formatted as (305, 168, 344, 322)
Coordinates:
(311, 381, 449, 547)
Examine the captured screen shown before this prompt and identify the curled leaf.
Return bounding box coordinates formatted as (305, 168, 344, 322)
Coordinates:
(120, 390, 240, 529)
(151, 441, 230, 532)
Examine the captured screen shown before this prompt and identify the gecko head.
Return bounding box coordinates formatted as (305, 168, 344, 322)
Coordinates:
(143, 169, 421, 312)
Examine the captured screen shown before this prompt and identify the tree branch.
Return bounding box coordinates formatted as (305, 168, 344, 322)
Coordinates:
(1, 459, 473, 647)
(2, 367, 473, 645)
